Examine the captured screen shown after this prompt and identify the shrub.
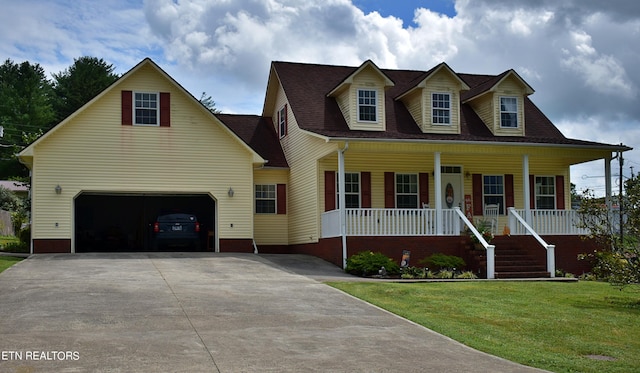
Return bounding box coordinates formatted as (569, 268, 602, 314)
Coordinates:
(400, 266, 427, 279)
(456, 271, 478, 279)
(345, 251, 400, 277)
(419, 253, 466, 271)
(434, 269, 454, 279)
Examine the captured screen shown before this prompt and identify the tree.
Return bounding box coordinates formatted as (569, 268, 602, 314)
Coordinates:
(577, 177, 640, 288)
(198, 92, 221, 114)
(52, 57, 119, 121)
(0, 59, 56, 178)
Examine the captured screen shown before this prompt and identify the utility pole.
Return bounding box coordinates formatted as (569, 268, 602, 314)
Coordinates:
(619, 144, 624, 247)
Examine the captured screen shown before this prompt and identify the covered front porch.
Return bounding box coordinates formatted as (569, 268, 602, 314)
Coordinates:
(319, 140, 622, 279)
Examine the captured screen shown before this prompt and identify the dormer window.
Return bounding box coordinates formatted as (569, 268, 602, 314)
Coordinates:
(500, 97, 518, 128)
(432, 93, 451, 125)
(357, 89, 377, 122)
(135, 92, 159, 126)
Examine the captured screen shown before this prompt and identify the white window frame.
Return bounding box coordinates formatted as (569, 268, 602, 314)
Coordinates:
(535, 176, 556, 210)
(278, 105, 287, 139)
(357, 89, 377, 122)
(432, 92, 451, 125)
(499, 96, 518, 128)
(255, 184, 277, 214)
(483, 175, 505, 214)
(396, 173, 418, 209)
(336, 172, 360, 208)
(134, 92, 159, 126)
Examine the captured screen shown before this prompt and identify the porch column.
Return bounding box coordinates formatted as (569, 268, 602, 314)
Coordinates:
(338, 143, 348, 269)
(605, 156, 612, 210)
(523, 154, 531, 221)
(434, 152, 443, 235)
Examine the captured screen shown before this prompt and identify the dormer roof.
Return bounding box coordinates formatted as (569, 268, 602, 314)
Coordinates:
(395, 62, 470, 101)
(461, 69, 534, 103)
(326, 60, 395, 97)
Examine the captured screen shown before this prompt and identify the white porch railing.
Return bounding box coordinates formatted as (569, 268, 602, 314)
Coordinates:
(321, 208, 461, 237)
(321, 209, 341, 238)
(508, 207, 556, 277)
(509, 209, 589, 235)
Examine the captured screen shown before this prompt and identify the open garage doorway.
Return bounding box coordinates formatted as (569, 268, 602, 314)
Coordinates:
(75, 193, 215, 252)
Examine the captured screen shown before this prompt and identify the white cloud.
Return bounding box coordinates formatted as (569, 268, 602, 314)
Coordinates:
(2, 0, 639, 173)
(561, 30, 636, 97)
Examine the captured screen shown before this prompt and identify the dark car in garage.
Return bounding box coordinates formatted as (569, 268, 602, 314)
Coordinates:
(152, 213, 201, 251)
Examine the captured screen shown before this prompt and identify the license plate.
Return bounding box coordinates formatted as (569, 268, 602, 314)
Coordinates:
(172, 225, 182, 231)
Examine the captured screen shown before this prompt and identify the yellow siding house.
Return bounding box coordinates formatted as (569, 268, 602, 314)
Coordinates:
(19, 58, 630, 279)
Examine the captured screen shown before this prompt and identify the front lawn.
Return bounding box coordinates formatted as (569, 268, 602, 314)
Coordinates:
(0, 256, 23, 274)
(328, 281, 639, 373)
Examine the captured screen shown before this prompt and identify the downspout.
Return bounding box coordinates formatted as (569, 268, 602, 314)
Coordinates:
(339, 142, 349, 269)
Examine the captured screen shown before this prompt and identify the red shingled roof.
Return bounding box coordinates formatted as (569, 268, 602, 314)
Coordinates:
(271, 61, 623, 149)
(216, 114, 289, 168)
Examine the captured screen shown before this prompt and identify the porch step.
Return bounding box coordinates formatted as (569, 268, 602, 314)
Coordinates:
(491, 236, 550, 279)
(495, 271, 551, 279)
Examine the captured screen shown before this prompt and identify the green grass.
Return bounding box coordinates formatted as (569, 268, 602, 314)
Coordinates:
(0, 256, 23, 273)
(328, 281, 640, 373)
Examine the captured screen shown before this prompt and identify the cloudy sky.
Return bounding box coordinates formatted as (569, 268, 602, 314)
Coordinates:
(2, 0, 639, 195)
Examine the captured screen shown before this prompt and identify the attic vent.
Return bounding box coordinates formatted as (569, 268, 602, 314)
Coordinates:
(365, 82, 375, 87)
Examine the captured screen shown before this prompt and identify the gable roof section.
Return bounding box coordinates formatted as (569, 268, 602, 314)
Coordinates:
(395, 62, 470, 101)
(326, 60, 394, 97)
(216, 114, 289, 168)
(19, 58, 266, 166)
(273, 61, 627, 151)
(460, 70, 534, 103)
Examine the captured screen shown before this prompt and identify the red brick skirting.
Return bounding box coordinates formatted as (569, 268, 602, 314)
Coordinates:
(33, 239, 72, 253)
(219, 238, 255, 253)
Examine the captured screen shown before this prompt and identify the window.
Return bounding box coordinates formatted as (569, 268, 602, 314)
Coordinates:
(432, 93, 451, 125)
(535, 176, 555, 209)
(357, 89, 377, 122)
(255, 184, 276, 214)
(278, 105, 287, 138)
(500, 97, 518, 128)
(336, 172, 360, 208)
(483, 175, 504, 214)
(135, 92, 159, 125)
(396, 174, 418, 208)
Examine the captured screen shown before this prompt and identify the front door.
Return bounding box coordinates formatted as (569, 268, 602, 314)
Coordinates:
(441, 166, 463, 209)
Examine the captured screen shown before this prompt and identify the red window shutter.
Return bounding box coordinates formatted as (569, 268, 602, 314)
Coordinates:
(472, 174, 483, 215)
(384, 172, 395, 208)
(505, 174, 514, 209)
(419, 173, 429, 206)
(159, 92, 170, 127)
(555, 175, 565, 210)
(361, 172, 371, 208)
(529, 175, 535, 209)
(324, 171, 336, 211)
(121, 90, 132, 125)
(283, 104, 288, 136)
(277, 184, 286, 214)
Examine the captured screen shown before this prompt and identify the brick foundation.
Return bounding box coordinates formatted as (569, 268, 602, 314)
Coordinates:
(33, 239, 72, 254)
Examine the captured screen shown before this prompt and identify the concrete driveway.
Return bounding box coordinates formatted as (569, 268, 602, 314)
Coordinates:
(0, 253, 547, 372)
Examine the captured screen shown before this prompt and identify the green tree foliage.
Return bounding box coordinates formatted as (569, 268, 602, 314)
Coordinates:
(198, 92, 221, 114)
(577, 177, 640, 287)
(0, 59, 56, 178)
(52, 56, 119, 121)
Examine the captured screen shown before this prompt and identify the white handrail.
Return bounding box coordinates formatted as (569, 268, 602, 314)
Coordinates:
(508, 207, 556, 277)
(454, 207, 495, 279)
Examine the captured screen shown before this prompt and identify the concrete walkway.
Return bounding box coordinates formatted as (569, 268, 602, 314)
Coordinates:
(0, 253, 548, 372)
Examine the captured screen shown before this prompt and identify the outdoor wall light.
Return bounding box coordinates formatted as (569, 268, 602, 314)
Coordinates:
(228, 187, 234, 197)
(55, 185, 62, 194)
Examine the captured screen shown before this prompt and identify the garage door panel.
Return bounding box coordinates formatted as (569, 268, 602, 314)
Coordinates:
(75, 194, 214, 252)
